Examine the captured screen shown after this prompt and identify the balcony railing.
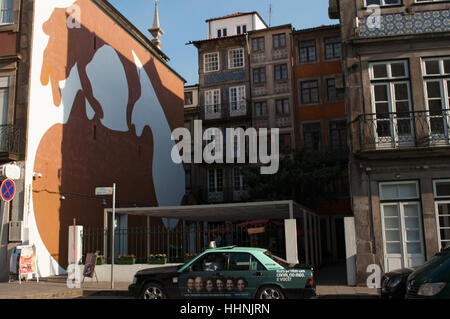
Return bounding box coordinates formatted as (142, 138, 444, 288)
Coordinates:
(357, 110, 450, 151)
(200, 102, 251, 121)
(0, 125, 22, 155)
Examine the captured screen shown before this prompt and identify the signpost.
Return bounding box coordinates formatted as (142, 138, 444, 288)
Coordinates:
(95, 184, 116, 289)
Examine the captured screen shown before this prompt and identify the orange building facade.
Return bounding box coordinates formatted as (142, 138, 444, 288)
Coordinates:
(292, 25, 351, 265)
(293, 25, 346, 156)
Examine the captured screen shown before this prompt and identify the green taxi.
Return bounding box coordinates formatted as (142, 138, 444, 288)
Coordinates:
(128, 246, 316, 299)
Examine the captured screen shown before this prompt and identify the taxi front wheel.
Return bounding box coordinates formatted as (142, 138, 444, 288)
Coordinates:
(256, 286, 285, 300)
(141, 283, 167, 299)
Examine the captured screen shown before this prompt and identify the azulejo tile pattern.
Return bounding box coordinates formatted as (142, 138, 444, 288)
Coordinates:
(358, 10, 450, 37)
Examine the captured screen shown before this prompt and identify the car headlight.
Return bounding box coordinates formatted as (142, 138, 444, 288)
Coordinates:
(132, 275, 137, 284)
(389, 277, 403, 288)
(418, 283, 446, 296)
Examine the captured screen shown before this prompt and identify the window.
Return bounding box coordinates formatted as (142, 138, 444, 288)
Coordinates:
(276, 99, 289, 115)
(365, 0, 401, 6)
(324, 37, 341, 60)
(205, 89, 221, 115)
(184, 91, 193, 105)
(369, 61, 413, 147)
(0, 0, 14, 25)
(0, 77, 8, 125)
(217, 29, 221, 38)
(273, 33, 287, 49)
(237, 25, 247, 35)
(208, 168, 223, 193)
(300, 80, 320, 105)
(222, 28, 227, 37)
(252, 37, 265, 52)
(228, 253, 251, 271)
(274, 64, 288, 81)
(326, 78, 344, 102)
(190, 252, 228, 272)
(254, 102, 267, 117)
(204, 52, 219, 72)
(253, 67, 266, 84)
(422, 57, 450, 142)
(228, 48, 244, 69)
(329, 120, 347, 151)
(303, 122, 322, 151)
(433, 180, 450, 250)
(230, 86, 246, 111)
(299, 40, 316, 63)
(379, 182, 425, 272)
(280, 133, 292, 151)
(233, 168, 246, 191)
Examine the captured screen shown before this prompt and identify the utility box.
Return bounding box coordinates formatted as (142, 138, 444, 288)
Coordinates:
(68, 226, 83, 265)
(9, 221, 23, 242)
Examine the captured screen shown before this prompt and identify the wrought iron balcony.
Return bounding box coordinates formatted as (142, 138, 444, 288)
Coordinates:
(0, 125, 23, 156)
(199, 102, 251, 121)
(357, 110, 450, 152)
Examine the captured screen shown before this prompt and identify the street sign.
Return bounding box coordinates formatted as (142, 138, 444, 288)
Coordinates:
(95, 187, 113, 196)
(0, 164, 20, 180)
(1, 179, 15, 202)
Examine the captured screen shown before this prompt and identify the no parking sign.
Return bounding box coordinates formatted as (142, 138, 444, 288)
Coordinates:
(1, 179, 16, 202)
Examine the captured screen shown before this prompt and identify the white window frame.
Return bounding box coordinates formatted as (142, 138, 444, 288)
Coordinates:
(0, 76, 9, 126)
(379, 181, 425, 271)
(229, 86, 246, 111)
(364, 0, 402, 7)
(204, 52, 220, 73)
(208, 168, 224, 193)
(205, 89, 221, 115)
(0, 0, 14, 25)
(228, 48, 245, 69)
(233, 167, 246, 191)
(369, 60, 414, 148)
(379, 181, 420, 201)
(433, 180, 450, 250)
(422, 57, 450, 145)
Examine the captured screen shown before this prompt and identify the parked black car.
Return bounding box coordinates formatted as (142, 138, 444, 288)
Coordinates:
(381, 268, 415, 299)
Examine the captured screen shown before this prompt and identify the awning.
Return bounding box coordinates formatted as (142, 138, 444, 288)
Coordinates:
(103, 200, 315, 222)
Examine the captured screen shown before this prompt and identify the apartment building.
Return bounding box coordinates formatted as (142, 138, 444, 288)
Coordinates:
(190, 12, 265, 204)
(249, 24, 296, 153)
(330, 0, 450, 285)
(293, 24, 351, 266)
(189, 12, 297, 205)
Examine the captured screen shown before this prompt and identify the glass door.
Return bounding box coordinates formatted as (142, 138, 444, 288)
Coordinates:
(381, 202, 425, 272)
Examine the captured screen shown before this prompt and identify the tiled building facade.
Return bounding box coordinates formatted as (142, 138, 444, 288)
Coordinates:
(330, 0, 450, 285)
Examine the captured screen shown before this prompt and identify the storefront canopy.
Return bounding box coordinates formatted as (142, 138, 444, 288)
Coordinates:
(103, 200, 316, 222)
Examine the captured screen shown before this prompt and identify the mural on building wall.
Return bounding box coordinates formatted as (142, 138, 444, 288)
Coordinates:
(26, 0, 185, 275)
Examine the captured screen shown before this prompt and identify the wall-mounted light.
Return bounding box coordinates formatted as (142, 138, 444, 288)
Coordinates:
(60, 195, 66, 200)
(32, 172, 42, 179)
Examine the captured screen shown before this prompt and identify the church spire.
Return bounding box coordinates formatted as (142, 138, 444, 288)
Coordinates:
(149, 0, 164, 49)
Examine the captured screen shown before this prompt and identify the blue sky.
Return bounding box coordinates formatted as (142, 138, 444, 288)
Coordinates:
(108, 0, 334, 85)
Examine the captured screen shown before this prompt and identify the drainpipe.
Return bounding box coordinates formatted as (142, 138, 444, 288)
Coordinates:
(245, 33, 253, 127)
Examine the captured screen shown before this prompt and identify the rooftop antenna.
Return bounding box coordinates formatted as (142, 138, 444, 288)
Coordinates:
(269, 0, 272, 27)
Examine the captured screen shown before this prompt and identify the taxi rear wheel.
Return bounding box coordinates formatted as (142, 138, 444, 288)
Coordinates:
(256, 286, 285, 300)
(141, 283, 167, 299)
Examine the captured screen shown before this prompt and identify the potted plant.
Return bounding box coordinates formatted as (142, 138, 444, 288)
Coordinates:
(96, 255, 105, 265)
(148, 254, 167, 264)
(117, 254, 136, 265)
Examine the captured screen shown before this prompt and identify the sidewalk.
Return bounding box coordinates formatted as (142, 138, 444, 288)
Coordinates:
(0, 279, 380, 299)
(0, 278, 131, 299)
(315, 286, 380, 299)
